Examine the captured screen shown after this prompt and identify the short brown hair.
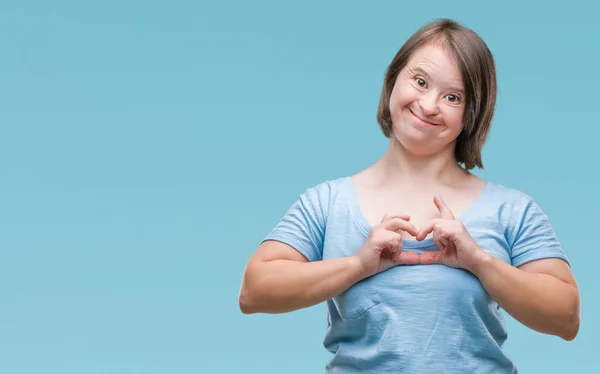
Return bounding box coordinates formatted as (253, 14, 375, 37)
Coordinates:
(376, 19, 497, 170)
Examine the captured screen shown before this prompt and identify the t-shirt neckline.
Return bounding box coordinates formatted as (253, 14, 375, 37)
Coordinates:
(344, 176, 494, 250)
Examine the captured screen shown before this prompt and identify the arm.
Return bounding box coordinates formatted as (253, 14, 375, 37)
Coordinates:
(471, 256, 580, 341)
(239, 216, 420, 315)
(238, 240, 364, 314)
(418, 196, 580, 341)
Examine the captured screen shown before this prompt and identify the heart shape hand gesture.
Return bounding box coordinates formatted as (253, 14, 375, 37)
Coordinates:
(354, 196, 491, 279)
(413, 196, 490, 272)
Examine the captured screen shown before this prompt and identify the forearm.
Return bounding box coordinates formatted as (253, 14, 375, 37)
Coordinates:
(239, 256, 364, 314)
(471, 254, 580, 340)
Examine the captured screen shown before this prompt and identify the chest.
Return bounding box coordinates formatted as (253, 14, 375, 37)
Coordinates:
(356, 189, 477, 240)
(375, 263, 489, 305)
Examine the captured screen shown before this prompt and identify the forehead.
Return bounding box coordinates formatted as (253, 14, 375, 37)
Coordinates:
(405, 43, 463, 87)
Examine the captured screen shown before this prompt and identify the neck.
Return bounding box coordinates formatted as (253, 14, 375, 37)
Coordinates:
(370, 139, 468, 187)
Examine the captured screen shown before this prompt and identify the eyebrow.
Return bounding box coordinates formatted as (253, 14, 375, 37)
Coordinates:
(410, 66, 465, 95)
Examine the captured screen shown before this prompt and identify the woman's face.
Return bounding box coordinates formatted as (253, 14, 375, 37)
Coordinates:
(389, 43, 466, 156)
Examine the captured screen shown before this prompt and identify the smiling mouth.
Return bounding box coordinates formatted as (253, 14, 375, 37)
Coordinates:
(409, 109, 438, 126)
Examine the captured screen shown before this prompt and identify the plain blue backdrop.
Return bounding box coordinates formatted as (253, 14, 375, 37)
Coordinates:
(1, 1, 598, 373)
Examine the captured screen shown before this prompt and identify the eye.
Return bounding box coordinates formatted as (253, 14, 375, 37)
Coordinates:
(445, 94, 461, 104)
(414, 77, 427, 88)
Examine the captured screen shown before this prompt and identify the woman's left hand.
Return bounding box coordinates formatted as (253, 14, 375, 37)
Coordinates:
(416, 196, 490, 272)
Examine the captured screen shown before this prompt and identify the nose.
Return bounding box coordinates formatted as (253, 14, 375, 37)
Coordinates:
(418, 91, 439, 116)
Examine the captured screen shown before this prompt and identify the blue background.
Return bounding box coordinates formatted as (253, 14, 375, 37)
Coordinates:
(1, 1, 598, 373)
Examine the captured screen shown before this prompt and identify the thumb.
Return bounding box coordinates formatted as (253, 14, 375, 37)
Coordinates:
(434, 196, 455, 220)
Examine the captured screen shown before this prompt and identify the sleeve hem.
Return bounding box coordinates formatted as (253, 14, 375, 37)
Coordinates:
(262, 234, 321, 262)
(512, 249, 570, 268)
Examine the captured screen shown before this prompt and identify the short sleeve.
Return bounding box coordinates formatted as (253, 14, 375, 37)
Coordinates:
(509, 198, 570, 267)
(262, 182, 330, 262)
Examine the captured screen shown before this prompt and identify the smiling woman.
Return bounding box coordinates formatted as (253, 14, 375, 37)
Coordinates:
(377, 22, 496, 171)
(238, 18, 580, 373)
(388, 44, 469, 159)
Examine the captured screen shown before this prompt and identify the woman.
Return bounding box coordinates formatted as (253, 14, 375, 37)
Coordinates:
(238, 19, 580, 373)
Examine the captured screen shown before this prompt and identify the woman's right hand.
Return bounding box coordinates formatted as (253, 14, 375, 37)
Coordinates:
(352, 213, 420, 278)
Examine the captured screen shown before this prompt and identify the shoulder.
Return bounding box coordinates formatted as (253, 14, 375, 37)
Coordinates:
(483, 180, 558, 240)
(482, 180, 567, 265)
(287, 176, 352, 220)
(485, 181, 538, 217)
(298, 176, 350, 204)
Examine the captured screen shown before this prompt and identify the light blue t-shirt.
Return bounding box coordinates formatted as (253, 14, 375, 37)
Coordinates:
(263, 176, 569, 373)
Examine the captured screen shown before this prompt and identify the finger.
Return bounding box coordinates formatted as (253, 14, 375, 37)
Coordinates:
(416, 218, 444, 241)
(417, 217, 451, 241)
(389, 232, 403, 254)
(434, 196, 455, 220)
(397, 251, 421, 265)
(382, 217, 419, 237)
(377, 230, 402, 253)
(431, 221, 450, 251)
(434, 221, 456, 244)
(439, 237, 449, 251)
(381, 212, 411, 223)
(433, 230, 446, 251)
(419, 251, 441, 265)
(416, 222, 433, 241)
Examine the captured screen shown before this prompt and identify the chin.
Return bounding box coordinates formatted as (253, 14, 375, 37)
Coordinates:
(391, 131, 435, 156)
(392, 118, 428, 141)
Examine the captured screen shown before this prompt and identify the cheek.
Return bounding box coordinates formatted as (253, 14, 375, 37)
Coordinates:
(389, 83, 416, 112)
(444, 107, 465, 131)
